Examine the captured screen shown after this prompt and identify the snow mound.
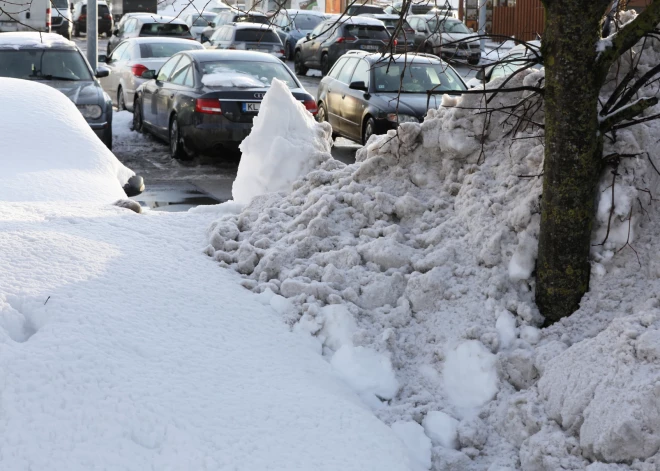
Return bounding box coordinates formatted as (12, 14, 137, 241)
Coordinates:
(232, 78, 333, 205)
(0, 78, 133, 202)
(391, 420, 432, 471)
(201, 72, 267, 88)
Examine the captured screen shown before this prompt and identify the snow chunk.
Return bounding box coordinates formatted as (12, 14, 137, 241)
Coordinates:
(391, 421, 432, 470)
(317, 304, 358, 351)
(496, 311, 517, 350)
(201, 72, 267, 88)
(422, 411, 459, 449)
(232, 78, 333, 205)
(331, 345, 399, 406)
(443, 340, 499, 415)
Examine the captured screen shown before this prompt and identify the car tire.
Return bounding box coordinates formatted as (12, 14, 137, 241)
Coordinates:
(294, 50, 308, 76)
(317, 102, 337, 140)
(285, 41, 292, 60)
(362, 116, 375, 146)
(169, 115, 192, 161)
(103, 124, 113, 151)
(132, 97, 144, 133)
(117, 86, 126, 111)
(321, 53, 330, 76)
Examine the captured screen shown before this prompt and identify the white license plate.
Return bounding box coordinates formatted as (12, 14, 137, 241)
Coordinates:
(242, 102, 261, 112)
(361, 45, 378, 50)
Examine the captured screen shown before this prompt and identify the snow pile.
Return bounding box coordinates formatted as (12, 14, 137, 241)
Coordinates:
(201, 72, 267, 88)
(232, 78, 333, 204)
(0, 78, 133, 202)
(205, 24, 660, 470)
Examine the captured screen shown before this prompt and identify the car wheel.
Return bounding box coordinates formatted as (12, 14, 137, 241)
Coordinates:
(362, 116, 375, 145)
(117, 86, 126, 111)
(294, 50, 308, 76)
(132, 98, 144, 133)
(103, 124, 113, 151)
(321, 54, 330, 76)
(169, 115, 192, 160)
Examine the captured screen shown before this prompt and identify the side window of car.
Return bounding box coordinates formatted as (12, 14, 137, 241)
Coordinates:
(310, 21, 325, 38)
(157, 56, 181, 82)
(119, 43, 133, 61)
(489, 64, 513, 82)
(108, 42, 128, 62)
(170, 56, 192, 85)
(126, 19, 137, 34)
(328, 57, 347, 78)
(336, 58, 358, 84)
(183, 65, 195, 87)
(350, 59, 370, 87)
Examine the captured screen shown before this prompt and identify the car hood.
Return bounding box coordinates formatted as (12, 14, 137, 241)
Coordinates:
(32, 79, 103, 105)
(371, 92, 443, 118)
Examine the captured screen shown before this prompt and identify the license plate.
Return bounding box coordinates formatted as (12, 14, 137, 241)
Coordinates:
(242, 102, 261, 112)
(361, 45, 378, 50)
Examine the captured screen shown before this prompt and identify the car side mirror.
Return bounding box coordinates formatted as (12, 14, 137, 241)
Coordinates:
(306, 32, 311, 40)
(95, 65, 110, 78)
(349, 80, 367, 91)
(70, 4, 74, 10)
(200, 34, 210, 43)
(112, 27, 119, 35)
(98, 54, 107, 63)
(141, 69, 156, 79)
(209, 22, 215, 27)
(475, 68, 485, 81)
(123, 175, 145, 197)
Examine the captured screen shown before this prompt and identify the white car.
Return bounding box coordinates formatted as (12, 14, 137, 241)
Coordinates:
(99, 37, 204, 111)
(182, 11, 217, 41)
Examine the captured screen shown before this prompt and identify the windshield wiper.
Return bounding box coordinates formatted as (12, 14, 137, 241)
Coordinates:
(28, 73, 78, 81)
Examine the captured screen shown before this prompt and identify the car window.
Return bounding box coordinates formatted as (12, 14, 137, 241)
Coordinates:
(0, 49, 92, 81)
(235, 15, 270, 24)
(200, 60, 298, 88)
(183, 66, 194, 87)
(211, 27, 225, 41)
(310, 21, 326, 38)
(157, 55, 181, 81)
(373, 62, 465, 92)
(350, 59, 370, 87)
(328, 57, 348, 78)
(235, 29, 279, 42)
(336, 57, 358, 84)
(118, 44, 133, 61)
(193, 13, 215, 26)
(489, 63, 515, 82)
(171, 64, 191, 85)
(124, 19, 136, 33)
(294, 14, 323, 30)
(109, 42, 129, 61)
(140, 23, 191, 37)
(344, 25, 389, 40)
(139, 41, 202, 58)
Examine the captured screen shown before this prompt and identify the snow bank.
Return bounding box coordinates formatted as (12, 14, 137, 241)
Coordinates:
(205, 17, 660, 470)
(0, 78, 133, 203)
(232, 78, 333, 204)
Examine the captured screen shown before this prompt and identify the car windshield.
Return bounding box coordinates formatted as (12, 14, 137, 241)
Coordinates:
(140, 23, 191, 36)
(192, 13, 216, 26)
(373, 62, 465, 93)
(293, 14, 323, 30)
(139, 41, 202, 57)
(0, 49, 92, 81)
(344, 24, 389, 40)
(235, 15, 270, 24)
(429, 18, 469, 34)
(235, 29, 280, 42)
(52, 0, 68, 9)
(201, 60, 297, 88)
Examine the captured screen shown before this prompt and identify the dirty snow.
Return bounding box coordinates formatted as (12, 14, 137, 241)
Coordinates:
(205, 12, 660, 470)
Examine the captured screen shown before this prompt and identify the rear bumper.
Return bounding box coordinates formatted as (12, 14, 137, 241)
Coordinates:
(77, 19, 112, 33)
(184, 115, 253, 150)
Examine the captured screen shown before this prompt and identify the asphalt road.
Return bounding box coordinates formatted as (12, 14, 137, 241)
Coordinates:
(73, 36, 474, 211)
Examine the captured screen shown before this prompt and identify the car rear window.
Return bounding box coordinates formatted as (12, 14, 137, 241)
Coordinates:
(344, 24, 389, 40)
(410, 4, 435, 14)
(81, 4, 110, 15)
(234, 29, 279, 42)
(347, 5, 385, 14)
(293, 14, 323, 30)
(140, 23, 192, 37)
(234, 15, 270, 24)
(201, 60, 297, 88)
(139, 41, 202, 57)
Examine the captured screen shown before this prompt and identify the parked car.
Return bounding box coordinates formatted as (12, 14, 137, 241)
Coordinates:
(111, 0, 157, 23)
(72, 0, 113, 37)
(359, 13, 415, 53)
(0, 0, 50, 33)
(204, 2, 234, 14)
(385, 1, 457, 17)
(467, 41, 542, 88)
(132, 50, 316, 159)
(106, 15, 194, 55)
(200, 10, 270, 41)
(51, 0, 73, 40)
(204, 23, 285, 60)
(345, 3, 385, 15)
(316, 50, 466, 144)
(0, 32, 114, 149)
(294, 16, 390, 76)
(407, 14, 479, 64)
(182, 11, 217, 41)
(98, 37, 204, 111)
(271, 9, 327, 60)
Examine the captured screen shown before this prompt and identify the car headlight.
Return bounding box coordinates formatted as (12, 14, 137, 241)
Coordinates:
(387, 113, 419, 123)
(77, 104, 103, 119)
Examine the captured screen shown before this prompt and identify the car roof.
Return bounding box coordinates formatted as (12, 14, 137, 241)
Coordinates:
(333, 16, 386, 26)
(359, 13, 401, 20)
(233, 10, 267, 16)
(280, 9, 327, 16)
(136, 15, 187, 25)
(183, 49, 284, 63)
(0, 32, 77, 49)
(229, 22, 276, 30)
(122, 36, 204, 45)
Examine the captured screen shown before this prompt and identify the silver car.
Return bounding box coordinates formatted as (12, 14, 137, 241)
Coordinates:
(98, 37, 204, 111)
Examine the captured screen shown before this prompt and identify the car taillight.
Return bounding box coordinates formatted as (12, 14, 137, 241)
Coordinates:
(195, 98, 222, 114)
(280, 48, 285, 55)
(393, 39, 398, 46)
(80, 14, 86, 21)
(131, 64, 149, 77)
(303, 99, 317, 115)
(46, 7, 51, 29)
(104, 13, 111, 19)
(336, 36, 357, 43)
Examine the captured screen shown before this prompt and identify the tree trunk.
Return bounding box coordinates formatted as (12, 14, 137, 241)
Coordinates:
(536, 0, 609, 324)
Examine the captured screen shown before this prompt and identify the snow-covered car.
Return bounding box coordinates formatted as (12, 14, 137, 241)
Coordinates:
(0, 32, 115, 149)
(407, 14, 480, 64)
(182, 11, 217, 41)
(98, 37, 204, 111)
(133, 49, 316, 159)
(467, 40, 542, 88)
(203, 23, 286, 60)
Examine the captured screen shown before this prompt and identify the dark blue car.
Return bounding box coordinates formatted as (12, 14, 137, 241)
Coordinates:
(271, 9, 328, 60)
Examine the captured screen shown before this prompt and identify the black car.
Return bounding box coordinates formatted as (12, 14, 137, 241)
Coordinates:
(73, 1, 113, 37)
(359, 13, 416, 53)
(316, 50, 466, 144)
(294, 16, 390, 76)
(132, 50, 316, 159)
(200, 11, 270, 43)
(345, 4, 386, 15)
(0, 32, 114, 149)
(205, 23, 285, 60)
